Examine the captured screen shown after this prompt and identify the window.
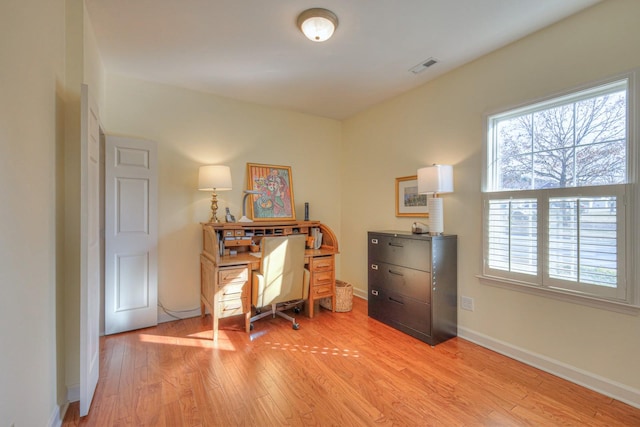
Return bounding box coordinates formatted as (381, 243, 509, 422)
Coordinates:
(482, 75, 637, 306)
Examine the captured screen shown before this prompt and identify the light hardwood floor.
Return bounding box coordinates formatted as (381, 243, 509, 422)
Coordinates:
(63, 297, 640, 426)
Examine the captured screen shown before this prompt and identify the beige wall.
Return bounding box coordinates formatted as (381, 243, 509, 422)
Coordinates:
(0, 0, 66, 425)
(341, 0, 640, 397)
(84, 7, 105, 115)
(102, 74, 342, 314)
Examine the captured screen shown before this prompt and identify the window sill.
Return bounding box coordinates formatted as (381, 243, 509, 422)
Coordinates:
(476, 274, 640, 316)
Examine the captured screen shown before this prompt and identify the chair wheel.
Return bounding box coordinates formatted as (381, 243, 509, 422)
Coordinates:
(250, 323, 254, 331)
(294, 307, 301, 314)
(292, 323, 300, 330)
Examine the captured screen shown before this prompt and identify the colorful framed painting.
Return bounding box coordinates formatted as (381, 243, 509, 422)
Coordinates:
(395, 175, 429, 217)
(246, 163, 296, 221)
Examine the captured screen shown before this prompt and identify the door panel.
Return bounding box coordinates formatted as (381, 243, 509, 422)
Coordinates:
(80, 84, 100, 416)
(116, 178, 149, 233)
(116, 253, 149, 310)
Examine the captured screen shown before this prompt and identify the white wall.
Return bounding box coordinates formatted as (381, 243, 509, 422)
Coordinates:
(0, 0, 67, 425)
(341, 0, 640, 402)
(102, 74, 342, 315)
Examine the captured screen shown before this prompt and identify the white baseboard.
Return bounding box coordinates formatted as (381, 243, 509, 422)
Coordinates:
(458, 326, 640, 409)
(353, 288, 368, 300)
(67, 384, 79, 403)
(48, 401, 68, 427)
(157, 307, 202, 324)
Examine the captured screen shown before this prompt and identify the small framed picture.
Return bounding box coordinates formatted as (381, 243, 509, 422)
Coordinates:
(396, 175, 430, 217)
(246, 163, 296, 221)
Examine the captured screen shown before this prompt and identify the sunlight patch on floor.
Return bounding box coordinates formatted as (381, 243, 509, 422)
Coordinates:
(138, 333, 237, 351)
(264, 341, 360, 357)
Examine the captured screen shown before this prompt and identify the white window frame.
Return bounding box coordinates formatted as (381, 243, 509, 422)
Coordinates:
(479, 70, 640, 313)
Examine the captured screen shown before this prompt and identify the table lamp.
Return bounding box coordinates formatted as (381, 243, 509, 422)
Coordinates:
(198, 165, 232, 223)
(417, 164, 453, 235)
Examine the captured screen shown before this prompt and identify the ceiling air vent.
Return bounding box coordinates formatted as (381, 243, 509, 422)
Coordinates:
(409, 57, 439, 74)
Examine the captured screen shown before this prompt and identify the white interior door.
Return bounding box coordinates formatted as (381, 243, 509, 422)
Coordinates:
(105, 135, 158, 335)
(80, 84, 100, 416)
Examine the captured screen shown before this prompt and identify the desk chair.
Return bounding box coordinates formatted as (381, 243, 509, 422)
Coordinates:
(250, 234, 309, 330)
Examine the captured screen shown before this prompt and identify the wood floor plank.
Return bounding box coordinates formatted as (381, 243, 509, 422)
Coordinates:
(177, 393, 202, 427)
(63, 297, 640, 426)
(85, 394, 118, 427)
(97, 337, 124, 401)
(133, 382, 164, 426)
(595, 399, 640, 426)
(114, 334, 137, 421)
(162, 399, 184, 427)
(186, 371, 218, 425)
(256, 370, 311, 425)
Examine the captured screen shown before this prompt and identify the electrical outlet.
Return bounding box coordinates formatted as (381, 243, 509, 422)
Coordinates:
(461, 296, 474, 311)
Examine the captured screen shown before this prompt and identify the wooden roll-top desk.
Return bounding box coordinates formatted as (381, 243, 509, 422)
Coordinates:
(200, 220, 339, 341)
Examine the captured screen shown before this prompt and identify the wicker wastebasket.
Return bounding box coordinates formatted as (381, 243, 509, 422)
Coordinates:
(320, 280, 353, 312)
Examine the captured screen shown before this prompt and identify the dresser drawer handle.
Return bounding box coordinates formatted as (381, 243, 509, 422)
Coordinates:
(388, 269, 404, 276)
(388, 242, 404, 248)
(388, 297, 404, 305)
(223, 304, 242, 311)
(221, 273, 246, 281)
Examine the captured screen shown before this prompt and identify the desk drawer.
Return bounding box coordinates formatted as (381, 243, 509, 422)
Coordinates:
(218, 266, 248, 285)
(312, 270, 333, 287)
(218, 282, 246, 300)
(218, 298, 247, 319)
(224, 239, 252, 248)
(311, 256, 334, 272)
(311, 284, 333, 299)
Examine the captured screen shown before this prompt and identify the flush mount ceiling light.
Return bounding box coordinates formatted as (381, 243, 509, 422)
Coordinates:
(297, 8, 338, 42)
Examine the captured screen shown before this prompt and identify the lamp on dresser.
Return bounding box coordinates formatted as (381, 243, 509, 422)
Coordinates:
(417, 164, 453, 235)
(198, 165, 232, 223)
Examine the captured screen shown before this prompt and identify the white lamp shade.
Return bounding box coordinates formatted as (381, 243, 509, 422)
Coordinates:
(198, 165, 232, 191)
(417, 164, 454, 194)
(297, 8, 338, 42)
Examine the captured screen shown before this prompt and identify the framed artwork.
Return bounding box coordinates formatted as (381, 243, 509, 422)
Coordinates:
(395, 175, 430, 217)
(246, 163, 296, 221)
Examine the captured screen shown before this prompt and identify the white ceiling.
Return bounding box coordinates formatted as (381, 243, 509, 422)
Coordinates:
(85, 0, 600, 120)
